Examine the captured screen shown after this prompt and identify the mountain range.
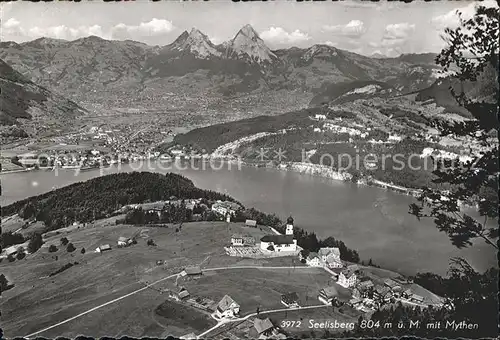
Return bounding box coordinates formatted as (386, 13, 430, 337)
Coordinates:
(0, 24, 444, 112)
(0, 58, 86, 144)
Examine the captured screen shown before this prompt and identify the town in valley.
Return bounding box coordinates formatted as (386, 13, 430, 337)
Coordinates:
(0, 1, 497, 339)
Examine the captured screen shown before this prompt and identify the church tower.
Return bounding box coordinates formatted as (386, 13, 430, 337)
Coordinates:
(285, 216, 294, 235)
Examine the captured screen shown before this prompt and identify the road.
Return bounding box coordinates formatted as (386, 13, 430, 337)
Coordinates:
(24, 272, 181, 339)
(196, 304, 332, 339)
(23, 264, 323, 338)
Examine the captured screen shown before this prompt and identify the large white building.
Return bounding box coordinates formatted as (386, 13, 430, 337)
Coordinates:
(215, 295, 240, 319)
(260, 216, 297, 252)
(318, 247, 343, 268)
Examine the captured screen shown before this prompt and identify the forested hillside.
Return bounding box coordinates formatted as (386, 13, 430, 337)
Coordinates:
(2, 172, 237, 231)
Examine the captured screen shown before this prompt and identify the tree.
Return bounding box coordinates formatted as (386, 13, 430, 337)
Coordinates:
(7, 254, 15, 262)
(409, 0, 499, 250)
(27, 233, 43, 254)
(81, 247, 86, 254)
(147, 239, 156, 246)
(19, 201, 36, 220)
(0, 231, 25, 249)
(60, 237, 69, 246)
(0, 274, 12, 293)
(16, 247, 26, 260)
(48, 245, 58, 253)
(66, 243, 76, 253)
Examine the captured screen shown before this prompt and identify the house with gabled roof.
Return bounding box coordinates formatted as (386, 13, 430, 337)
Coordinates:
(215, 295, 240, 319)
(374, 285, 393, 304)
(181, 265, 202, 277)
(281, 292, 300, 307)
(245, 219, 257, 227)
(318, 247, 342, 268)
(318, 286, 339, 305)
(254, 318, 275, 336)
(231, 234, 255, 247)
(305, 252, 322, 267)
(337, 267, 357, 288)
(95, 244, 111, 253)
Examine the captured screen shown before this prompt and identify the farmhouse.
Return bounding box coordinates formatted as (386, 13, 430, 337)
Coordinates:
(231, 234, 255, 247)
(384, 278, 401, 291)
(402, 288, 413, 299)
(182, 266, 202, 277)
(373, 285, 393, 304)
(95, 244, 111, 253)
(305, 252, 322, 267)
(215, 295, 240, 319)
(315, 114, 327, 120)
(245, 219, 257, 227)
(318, 247, 342, 268)
(254, 318, 275, 337)
(211, 201, 241, 217)
(318, 286, 339, 305)
(411, 294, 424, 304)
(117, 236, 130, 247)
(281, 292, 300, 308)
(337, 267, 357, 288)
(353, 280, 374, 298)
(254, 318, 286, 339)
(348, 297, 363, 308)
(170, 287, 190, 301)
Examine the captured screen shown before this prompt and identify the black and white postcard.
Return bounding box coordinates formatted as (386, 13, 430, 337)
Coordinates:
(0, 0, 498, 339)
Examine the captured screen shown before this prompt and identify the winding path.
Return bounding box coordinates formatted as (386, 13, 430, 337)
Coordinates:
(23, 264, 323, 338)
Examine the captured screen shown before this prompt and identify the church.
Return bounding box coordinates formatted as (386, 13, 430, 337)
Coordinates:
(260, 216, 298, 252)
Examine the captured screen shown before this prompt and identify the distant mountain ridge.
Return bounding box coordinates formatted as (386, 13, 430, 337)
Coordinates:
(0, 58, 86, 143)
(0, 25, 443, 112)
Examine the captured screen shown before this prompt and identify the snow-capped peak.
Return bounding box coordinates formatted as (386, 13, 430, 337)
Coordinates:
(170, 28, 221, 58)
(228, 24, 277, 64)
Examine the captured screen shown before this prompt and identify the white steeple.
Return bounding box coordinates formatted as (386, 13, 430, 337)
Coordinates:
(285, 216, 294, 235)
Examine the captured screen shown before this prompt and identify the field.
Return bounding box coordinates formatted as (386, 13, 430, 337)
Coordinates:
(181, 267, 335, 315)
(0, 220, 303, 338)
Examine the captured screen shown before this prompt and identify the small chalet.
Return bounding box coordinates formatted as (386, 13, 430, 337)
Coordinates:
(384, 278, 402, 292)
(254, 318, 275, 337)
(182, 265, 202, 277)
(338, 267, 357, 288)
(318, 247, 342, 268)
(171, 287, 190, 301)
(245, 219, 257, 227)
(353, 280, 374, 298)
(373, 285, 392, 303)
(117, 236, 130, 247)
(215, 295, 240, 319)
(348, 297, 363, 307)
(281, 292, 300, 308)
(318, 286, 339, 305)
(411, 294, 424, 304)
(402, 288, 413, 299)
(305, 252, 322, 267)
(231, 234, 255, 247)
(95, 244, 111, 253)
(212, 201, 241, 217)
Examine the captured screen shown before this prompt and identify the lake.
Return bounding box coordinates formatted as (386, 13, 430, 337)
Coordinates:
(1, 160, 496, 276)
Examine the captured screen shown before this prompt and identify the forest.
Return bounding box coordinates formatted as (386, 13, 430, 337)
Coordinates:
(2, 172, 237, 232)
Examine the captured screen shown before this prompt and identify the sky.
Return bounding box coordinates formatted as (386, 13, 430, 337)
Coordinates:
(0, 0, 497, 57)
